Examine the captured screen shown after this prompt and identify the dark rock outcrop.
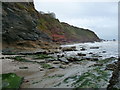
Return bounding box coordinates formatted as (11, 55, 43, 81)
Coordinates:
(2, 2, 52, 45)
(107, 58, 120, 89)
(61, 46, 77, 52)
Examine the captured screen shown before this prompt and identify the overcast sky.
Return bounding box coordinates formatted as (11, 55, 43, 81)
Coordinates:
(34, 1, 118, 40)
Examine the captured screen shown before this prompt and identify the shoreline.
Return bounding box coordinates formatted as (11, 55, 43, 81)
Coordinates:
(1, 41, 119, 89)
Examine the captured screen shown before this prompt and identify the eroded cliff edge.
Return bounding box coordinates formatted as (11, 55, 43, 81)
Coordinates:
(2, 1, 100, 52)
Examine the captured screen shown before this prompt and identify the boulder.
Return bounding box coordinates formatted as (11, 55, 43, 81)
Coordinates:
(52, 61, 61, 64)
(91, 54, 100, 57)
(89, 52, 93, 54)
(83, 57, 99, 61)
(90, 47, 99, 49)
(39, 68, 44, 71)
(46, 58, 56, 62)
(92, 58, 99, 61)
(102, 51, 106, 53)
(77, 53, 86, 56)
(106, 63, 117, 71)
(93, 64, 103, 66)
(60, 65, 67, 69)
(39, 60, 46, 63)
(32, 59, 46, 63)
(85, 57, 91, 60)
(58, 57, 69, 63)
(67, 56, 80, 62)
(62, 46, 77, 52)
(57, 54, 64, 58)
(80, 47, 86, 51)
(19, 67, 28, 69)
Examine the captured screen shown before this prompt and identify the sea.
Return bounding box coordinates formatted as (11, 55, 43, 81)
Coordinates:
(61, 41, 118, 59)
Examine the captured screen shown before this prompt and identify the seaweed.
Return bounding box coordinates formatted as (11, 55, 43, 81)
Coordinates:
(2, 73, 23, 89)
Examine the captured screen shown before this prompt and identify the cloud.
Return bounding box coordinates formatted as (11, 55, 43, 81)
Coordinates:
(34, 1, 118, 40)
(34, 0, 119, 2)
(64, 17, 118, 39)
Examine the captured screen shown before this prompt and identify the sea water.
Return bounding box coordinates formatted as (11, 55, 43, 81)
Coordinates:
(61, 41, 118, 59)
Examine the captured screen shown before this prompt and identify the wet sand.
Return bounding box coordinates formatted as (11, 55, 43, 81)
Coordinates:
(1, 55, 96, 88)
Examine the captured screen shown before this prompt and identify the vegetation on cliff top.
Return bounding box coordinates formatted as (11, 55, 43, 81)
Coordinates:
(36, 11, 100, 43)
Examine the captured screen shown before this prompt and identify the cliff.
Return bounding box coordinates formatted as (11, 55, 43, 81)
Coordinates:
(2, 2, 54, 51)
(36, 12, 100, 43)
(2, 1, 100, 51)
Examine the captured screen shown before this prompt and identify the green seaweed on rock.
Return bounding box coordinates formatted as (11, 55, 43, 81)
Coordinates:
(33, 54, 53, 59)
(13, 56, 28, 62)
(41, 63, 52, 69)
(2, 73, 23, 89)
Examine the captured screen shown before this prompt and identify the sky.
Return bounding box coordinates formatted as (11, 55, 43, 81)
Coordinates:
(34, 0, 118, 40)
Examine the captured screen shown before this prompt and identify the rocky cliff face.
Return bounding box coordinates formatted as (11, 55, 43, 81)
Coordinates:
(2, 2, 51, 42)
(2, 1, 100, 51)
(36, 12, 100, 43)
(107, 58, 120, 89)
(2, 2, 53, 50)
